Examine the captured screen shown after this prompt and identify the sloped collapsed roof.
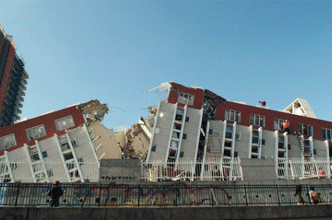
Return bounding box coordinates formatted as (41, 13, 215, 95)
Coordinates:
(283, 98, 317, 119)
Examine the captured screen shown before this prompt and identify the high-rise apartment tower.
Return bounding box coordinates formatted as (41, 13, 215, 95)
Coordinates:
(0, 25, 28, 127)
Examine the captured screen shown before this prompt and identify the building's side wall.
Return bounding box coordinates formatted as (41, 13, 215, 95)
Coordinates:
(148, 102, 176, 162)
(178, 107, 202, 161)
(88, 121, 122, 159)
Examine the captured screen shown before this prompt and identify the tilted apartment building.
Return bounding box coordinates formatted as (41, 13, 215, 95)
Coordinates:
(0, 25, 28, 127)
(146, 82, 332, 180)
(0, 100, 121, 183)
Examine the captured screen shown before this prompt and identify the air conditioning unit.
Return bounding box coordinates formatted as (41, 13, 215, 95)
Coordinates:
(72, 139, 79, 148)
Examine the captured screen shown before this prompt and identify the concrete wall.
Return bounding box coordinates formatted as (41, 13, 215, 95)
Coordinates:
(99, 159, 141, 183)
(1, 205, 332, 220)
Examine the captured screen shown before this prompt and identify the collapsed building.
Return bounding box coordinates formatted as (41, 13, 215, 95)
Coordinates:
(115, 107, 156, 160)
(142, 82, 332, 181)
(0, 100, 122, 183)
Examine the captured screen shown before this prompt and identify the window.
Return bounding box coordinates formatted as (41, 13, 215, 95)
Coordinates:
(72, 139, 79, 148)
(26, 125, 46, 141)
(182, 134, 187, 140)
(42, 151, 48, 158)
(298, 124, 313, 136)
(177, 92, 194, 105)
(151, 145, 156, 152)
(29, 147, 40, 162)
(0, 134, 16, 150)
(55, 115, 75, 131)
(208, 129, 214, 135)
(250, 114, 265, 127)
(225, 125, 233, 139)
(288, 144, 292, 150)
(66, 163, 75, 170)
(252, 130, 259, 144)
(47, 169, 54, 177)
(225, 109, 241, 123)
(274, 119, 285, 130)
(78, 158, 84, 166)
(185, 117, 190, 123)
(179, 152, 184, 158)
(262, 139, 266, 145)
(322, 128, 332, 140)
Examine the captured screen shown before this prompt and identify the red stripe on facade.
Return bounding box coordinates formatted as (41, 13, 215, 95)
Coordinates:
(215, 101, 332, 141)
(0, 106, 86, 155)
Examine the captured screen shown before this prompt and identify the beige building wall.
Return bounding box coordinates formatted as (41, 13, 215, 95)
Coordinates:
(88, 121, 122, 159)
(147, 102, 177, 162)
(177, 107, 203, 161)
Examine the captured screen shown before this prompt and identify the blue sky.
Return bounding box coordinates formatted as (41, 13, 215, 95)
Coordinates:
(0, 1, 331, 129)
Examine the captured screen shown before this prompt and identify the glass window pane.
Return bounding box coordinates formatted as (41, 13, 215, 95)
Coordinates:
(249, 115, 254, 125)
(236, 112, 241, 122)
(308, 126, 313, 136)
(39, 126, 46, 137)
(67, 116, 74, 127)
(225, 110, 229, 120)
(255, 115, 259, 126)
(62, 119, 68, 129)
(230, 111, 235, 121)
(298, 124, 302, 134)
(260, 117, 265, 127)
(322, 129, 326, 139)
(27, 129, 34, 141)
(327, 130, 331, 140)
(226, 125, 233, 132)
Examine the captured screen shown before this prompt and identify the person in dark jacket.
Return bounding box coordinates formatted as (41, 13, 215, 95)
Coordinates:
(294, 184, 305, 205)
(48, 181, 63, 207)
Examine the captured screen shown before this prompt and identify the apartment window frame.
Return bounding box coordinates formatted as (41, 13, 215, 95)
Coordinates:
(274, 119, 285, 130)
(55, 115, 75, 131)
(0, 134, 17, 150)
(298, 123, 313, 136)
(225, 109, 241, 123)
(26, 125, 46, 141)
(322, 128, 332, 140)
(177, 92, 195, 105)
(250, 114, 265, 127)
(42, 151, 48, 158)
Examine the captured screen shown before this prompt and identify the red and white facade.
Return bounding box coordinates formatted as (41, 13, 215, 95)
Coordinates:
(146, 82, 332, 180)
(0, 106, 100, 183)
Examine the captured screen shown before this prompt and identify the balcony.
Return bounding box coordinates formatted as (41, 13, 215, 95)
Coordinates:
(252, 137, 259, 145)
(225, 132, 233, 139)
(278, 142, 285, 150)
(61, 143, 71, 152)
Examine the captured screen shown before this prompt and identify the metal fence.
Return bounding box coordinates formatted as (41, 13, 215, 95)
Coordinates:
(277, 157, 331, 179)
(141, 159, 243, 182)
(0, 182, 331, 207)
(1, 157, 331, 183)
